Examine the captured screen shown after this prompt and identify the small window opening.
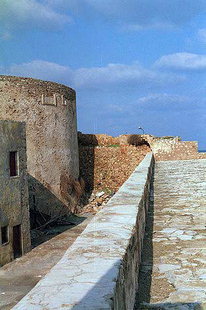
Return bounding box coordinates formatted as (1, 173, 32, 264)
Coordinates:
(9, 151, 18, 177)
(1, 226, 9, 245)
(13, 225, 22, 258)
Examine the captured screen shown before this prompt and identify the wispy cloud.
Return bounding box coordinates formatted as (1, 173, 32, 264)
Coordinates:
(1, 59, 184, 90)
(0, 0, 70, 37)
(5, 60, 73, 83)
(197, 28, 206, 43)
(1, 0, 204, 37)
(136, 93, 193, 110)
(154, 53, 206, 71)
(73, 63, 181, 89)
(46, 0, 206, 29)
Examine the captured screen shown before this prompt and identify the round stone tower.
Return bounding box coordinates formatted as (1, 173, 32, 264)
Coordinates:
(0, 75, 79, 217)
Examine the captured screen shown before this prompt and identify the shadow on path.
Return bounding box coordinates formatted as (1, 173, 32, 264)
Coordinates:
(134, 174, 155, 308)
(136, 302, 203, 310)
(134, 168, 205, 310)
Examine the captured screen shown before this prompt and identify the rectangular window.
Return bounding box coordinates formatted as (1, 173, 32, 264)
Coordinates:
(9, 151, 18, 177)
(1, 226, 9, 245)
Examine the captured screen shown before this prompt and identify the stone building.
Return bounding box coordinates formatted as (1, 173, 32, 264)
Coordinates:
(0, 76, 79, 220)
(0, 120, 30, 266)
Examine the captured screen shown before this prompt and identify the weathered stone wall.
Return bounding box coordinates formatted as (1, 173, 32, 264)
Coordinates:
(78, 132, 151, 194)
(0, 120, 30, 266)
(0, 76, 79, 216)
(79, 133, 206, 161)
(150, 138, 206, 161)
(12, 153, 154, 310)
(78, 133, 206, 162)
(78, 133, 206, 161)
(79, 144, 150, 192)
(78, 132, 149, 147)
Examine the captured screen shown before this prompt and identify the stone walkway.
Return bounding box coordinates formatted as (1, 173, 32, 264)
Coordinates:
(0, 216, 91, 310)
(135, 159, 206, 310)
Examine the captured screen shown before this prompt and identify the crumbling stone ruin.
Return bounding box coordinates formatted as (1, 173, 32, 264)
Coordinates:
(78, 132, 151, 193)
(0, 120, 30, 266)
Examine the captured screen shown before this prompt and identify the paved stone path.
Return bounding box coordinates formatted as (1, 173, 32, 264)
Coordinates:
(135, 159, 206, 310)
(0, 216, 92, 310)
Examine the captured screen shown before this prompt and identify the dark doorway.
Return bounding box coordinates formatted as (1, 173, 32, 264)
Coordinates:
(13, 225, 22, 259)
(1, 226, 9, 244)
(9, 151, 18, 177)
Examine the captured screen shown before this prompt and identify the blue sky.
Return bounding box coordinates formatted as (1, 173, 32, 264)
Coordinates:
(0, 1, 206, 148)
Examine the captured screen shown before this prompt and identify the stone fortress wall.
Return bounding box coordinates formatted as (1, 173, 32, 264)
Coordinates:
(78, 132, 206, 161)
(12, 153, 154, 310)
(0, 120, 30, 266)
(0, 76, 79, 217)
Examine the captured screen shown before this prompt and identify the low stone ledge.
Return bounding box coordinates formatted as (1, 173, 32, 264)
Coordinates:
(12, 153, 154, 310)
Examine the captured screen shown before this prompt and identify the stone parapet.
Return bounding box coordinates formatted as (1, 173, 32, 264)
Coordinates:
(78, 132, 206, 161)
(151, 140, 206, 161)
(12, 152, 154, 310)
(78, 132, 150, 147)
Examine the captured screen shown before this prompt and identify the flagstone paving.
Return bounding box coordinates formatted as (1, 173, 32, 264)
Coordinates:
(135, 159, 206, 310)
(0, 216, 91, 310)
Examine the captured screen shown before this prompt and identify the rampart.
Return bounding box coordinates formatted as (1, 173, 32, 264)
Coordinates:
(150, 139, 206, 160)
(12, 153, 154, 310)
(78, 132, 206, 161)
(0, 76, 79, 217)
(78, 134, 150, 193)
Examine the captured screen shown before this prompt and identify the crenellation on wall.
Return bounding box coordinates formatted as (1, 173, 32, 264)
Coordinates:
(41, 94, 57, 106)
(41, 93, 72, 107)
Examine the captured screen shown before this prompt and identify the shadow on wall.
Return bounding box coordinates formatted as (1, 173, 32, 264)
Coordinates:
(67, 263, 203, 309)
(29, 174, 87, 248)
(135, 303, 203, 310)
(135, 174, 154, 308)
(127, 135, 150, 148)
(78, 134, 98, 203)
(134, 173, 203, 310)
(78, 133, 151, 199)
(29, 174, 69, 229)
(66, 174, 203, 310)
(69, 261, 120, 309)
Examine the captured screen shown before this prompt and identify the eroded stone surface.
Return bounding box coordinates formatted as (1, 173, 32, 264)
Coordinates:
(0, 216, 91, 310)
(0, 120, 30, 266)
(11, 153, 154, 310)
(0, 75, 79, 216)
(136, 159, 206, 310)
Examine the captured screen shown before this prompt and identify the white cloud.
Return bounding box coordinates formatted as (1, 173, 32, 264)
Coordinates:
(198, 28, 206, 43)
(1, 60, 184, 90)
(0, 0, 70, 36)
(46, 0, 206, 29)
(137, 93, 190, 107)
(123, 22, 174, 31)
(154, 53, 206, 71)
(0, 31, 12, 40)
(135, 93, 205, 112)
(7, 60, 73, 83)
(74, 63, 167, 88)
(1, 0, 204, 35)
